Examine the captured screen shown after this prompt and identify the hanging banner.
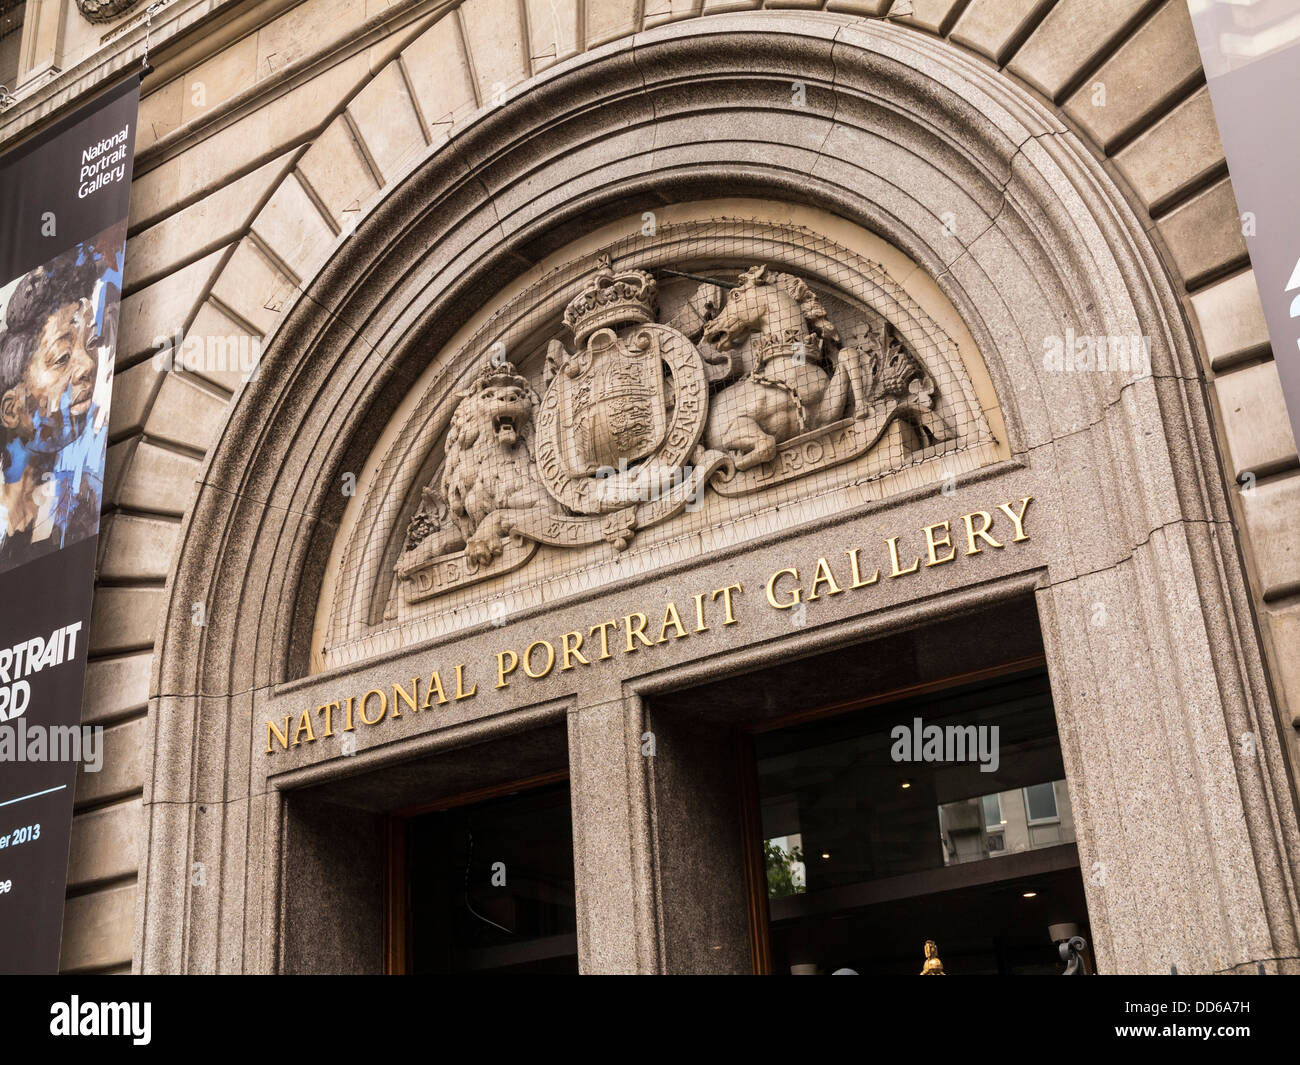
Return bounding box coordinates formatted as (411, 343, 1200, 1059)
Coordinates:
(1188, 0, 1300, 443)
(0, 75, 138, 974)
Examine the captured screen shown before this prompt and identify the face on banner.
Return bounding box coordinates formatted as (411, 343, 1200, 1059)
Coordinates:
(0, 222, 124, 575)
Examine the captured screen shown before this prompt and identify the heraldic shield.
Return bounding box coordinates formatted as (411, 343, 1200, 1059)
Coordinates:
(534, 321, 725, 522)
(557, 327, 667, 478)
(524, 253, 730, 527)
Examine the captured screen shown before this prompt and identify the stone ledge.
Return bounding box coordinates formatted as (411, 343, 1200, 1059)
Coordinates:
(1007, 0, 1153, 101)
(1190, 269, 1272, 370)
(1240, 473, 1300, 601)
(1061, 0, 1202, 152)
(88, 586, 165, 656)
(950, 0, 1053, 63)
(1113, 86, 1224, 212)
(892, 0, 966, 36)
(117, 246, 228, 367)
(98, 514, 181, 582)
(123, 154, 290, 295)
(67, 798, 143, 889)
(1157, 178, 1249, 289)
(1264, 602, 1300, 731)
(114, 440, 204, 516)
(295, 115, 381, 227)
(75, 716, 149, 809)
(143, 371, 233, 453)
(344, 61, 428, 187)
(83, 652, 153, 724)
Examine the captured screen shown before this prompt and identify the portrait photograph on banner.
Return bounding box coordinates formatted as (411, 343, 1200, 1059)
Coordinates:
(0, 220, 124, 572)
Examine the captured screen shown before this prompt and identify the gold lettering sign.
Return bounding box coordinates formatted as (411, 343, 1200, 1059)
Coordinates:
(265, 497, 1033, 753)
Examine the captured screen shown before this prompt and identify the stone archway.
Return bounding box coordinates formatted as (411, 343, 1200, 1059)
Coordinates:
(136, 12, 1299, 974)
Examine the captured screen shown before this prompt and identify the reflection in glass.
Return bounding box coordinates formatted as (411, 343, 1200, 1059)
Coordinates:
(757, 671, 1073, 890)
(407, 782, 577, 974)
(755, 669, 1091, 974)
(764, 834, 806, 897)
(938, 779, 1074, 867)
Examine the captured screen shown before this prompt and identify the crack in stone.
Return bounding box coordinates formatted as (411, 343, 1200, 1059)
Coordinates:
(195, 475, 340, 527)
(1043, 511, 1236, 589)
(811, 24, 846, 176)
(932, 127, 1065, 290)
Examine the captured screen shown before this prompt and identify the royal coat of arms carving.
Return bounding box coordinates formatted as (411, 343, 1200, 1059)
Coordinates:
(396, 254, 959, 604)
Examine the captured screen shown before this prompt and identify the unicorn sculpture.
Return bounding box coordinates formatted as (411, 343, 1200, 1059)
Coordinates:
(702, 265, 873, 470)
(702, 264, 952, 472)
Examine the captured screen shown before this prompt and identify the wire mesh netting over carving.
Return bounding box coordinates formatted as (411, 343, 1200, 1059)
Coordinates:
(321, 218, 996, 671)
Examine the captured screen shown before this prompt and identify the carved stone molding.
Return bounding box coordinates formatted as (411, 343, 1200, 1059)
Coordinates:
(379, 231, 991, 627)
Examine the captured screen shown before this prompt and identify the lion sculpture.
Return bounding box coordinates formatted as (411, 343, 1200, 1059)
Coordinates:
(404, 360, 557, 565)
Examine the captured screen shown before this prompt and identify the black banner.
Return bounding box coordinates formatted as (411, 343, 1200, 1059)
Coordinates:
(0, 76, 139, 973)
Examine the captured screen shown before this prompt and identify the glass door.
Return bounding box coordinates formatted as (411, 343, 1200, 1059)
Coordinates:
(747, 669, 1093, 974)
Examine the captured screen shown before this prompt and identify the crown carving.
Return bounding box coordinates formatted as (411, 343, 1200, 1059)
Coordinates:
(563, 254, 658, 345)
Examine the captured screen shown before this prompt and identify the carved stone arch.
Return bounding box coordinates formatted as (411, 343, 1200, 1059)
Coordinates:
(139, 13, 1300, 973)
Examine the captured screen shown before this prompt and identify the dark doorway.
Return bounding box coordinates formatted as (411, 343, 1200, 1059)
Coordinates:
(402, 778, 578, 974)
(283, 719, 572, 974)
(649, 596, 1094, 973)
